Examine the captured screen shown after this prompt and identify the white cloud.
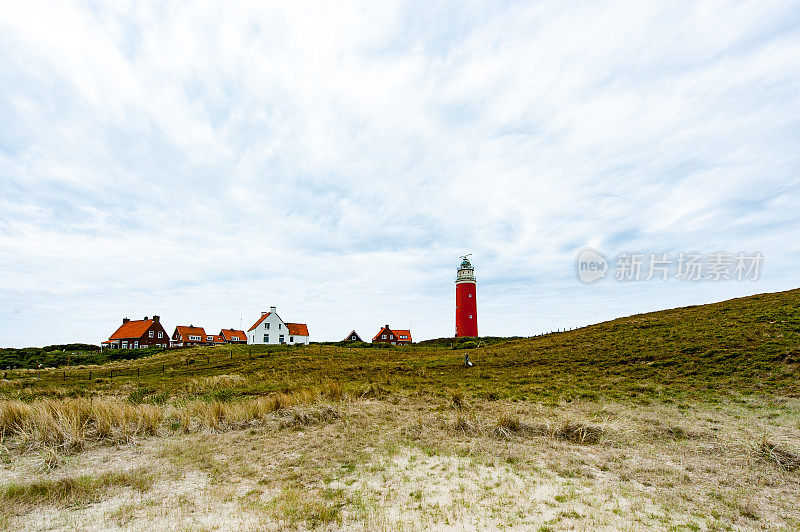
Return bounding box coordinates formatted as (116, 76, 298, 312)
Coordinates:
(1, 1, 799, 347)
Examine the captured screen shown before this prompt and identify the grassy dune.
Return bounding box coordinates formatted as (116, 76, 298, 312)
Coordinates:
(0, 289, 799, 529)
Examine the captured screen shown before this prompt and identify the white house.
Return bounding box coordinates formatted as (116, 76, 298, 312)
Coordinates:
(247, 306, 310, 345)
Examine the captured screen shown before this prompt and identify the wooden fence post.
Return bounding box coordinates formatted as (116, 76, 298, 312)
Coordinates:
(89, 370, 92, 380)
(162, 364, 165, 373)
(63, 370, 66, 381)
(137, 367, 140, 378)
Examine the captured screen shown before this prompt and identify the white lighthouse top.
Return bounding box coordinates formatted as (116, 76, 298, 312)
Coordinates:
(456, 255, 476, 283)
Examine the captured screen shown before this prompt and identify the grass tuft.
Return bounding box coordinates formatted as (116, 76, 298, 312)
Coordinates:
(0, 469, 153, 515)
(184, 374, 246, 395)
(555, 421, 604, 444)
(758, 440, 800, 471)
(359, 382, 387, 399)
(0, 398, 162, 449)
(451, 390, 467, 409)
(493, 411, 548, 439)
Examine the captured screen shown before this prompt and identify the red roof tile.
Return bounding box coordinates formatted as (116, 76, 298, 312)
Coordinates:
(372, 326, 412, 342)
(109, 319, 153, 340)
(248, 313, 271, 332)
(221, 329, 246, 341)
(174, 326, 207, 342)
(286, 323, 309, 336)
(392, 329, 412, 340)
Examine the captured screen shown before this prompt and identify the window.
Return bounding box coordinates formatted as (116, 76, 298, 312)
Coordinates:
(279, 334, 284, 343)
(351, 335, 356, 340)
(122, 341, 128, 348)
(264, 334, 269, 343)
(158, 331, 163, 338)
(469, 294, 472, 298)
(290, 336, 294, 343)
(149, 331, 154, 338)
(134, 341, 139, 348)
(189, 335, 201, 341)
(266, 323, 269, 329)
(469, 315, 473, 319)
(390, 334, 394, 339)
(381, 334, 387, 339)
(207, 336, 212, 341)
(278, 324, 282, 329)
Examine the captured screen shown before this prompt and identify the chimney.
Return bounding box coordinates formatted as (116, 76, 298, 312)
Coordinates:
(153, 315, 160, 323)
(144, 316, 148, 321)
(123, 317, 130, 324)
(261, 311, 268, 316)
(270, 306, 277, 314)
(385, 324, 390, 329)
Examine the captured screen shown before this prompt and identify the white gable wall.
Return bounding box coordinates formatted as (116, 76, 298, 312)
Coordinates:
(248, 312, 288, 345)
(248, 311, 310, 345)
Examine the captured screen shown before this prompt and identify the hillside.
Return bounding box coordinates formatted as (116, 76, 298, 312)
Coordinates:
(4, 288, 799, 402)
(1, 289, 799, 530)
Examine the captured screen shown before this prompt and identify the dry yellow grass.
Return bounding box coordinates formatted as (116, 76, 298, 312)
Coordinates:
(0, 384, 344, 451)
(183, 373, 247, 394)
(0, 398, 161, 449)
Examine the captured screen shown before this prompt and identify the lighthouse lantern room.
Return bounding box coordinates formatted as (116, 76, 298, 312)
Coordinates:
(455, 255, 478, 337)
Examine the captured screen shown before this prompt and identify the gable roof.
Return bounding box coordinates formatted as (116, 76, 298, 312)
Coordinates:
(248, 312, 272, 332)
(285, 323, 309, 336)
(220, 329, 246, 342)
(372, 326, 412, 342)
(208, 334, 224, 343)
(174, 325, 207, 341)
(343, 330, 363, 342)
(372, 326, 392, 342)
(109, 319, 154, 340)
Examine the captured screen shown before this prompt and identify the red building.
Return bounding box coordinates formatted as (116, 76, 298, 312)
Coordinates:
(220, 328, 247, 344)
(172, 325, 207, 347)
(103, 316, 169, 349)
(206, 334, 225, 345)
(372, 325, 412, 345)
(455, 255, 478, 337)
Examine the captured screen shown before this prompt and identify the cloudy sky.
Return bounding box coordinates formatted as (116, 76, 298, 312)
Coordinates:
(1, 1, 799, 348)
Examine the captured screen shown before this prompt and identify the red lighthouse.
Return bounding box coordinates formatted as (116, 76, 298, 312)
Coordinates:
(455, 255, 478, 337)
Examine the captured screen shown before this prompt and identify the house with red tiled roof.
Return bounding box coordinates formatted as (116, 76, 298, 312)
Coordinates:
(372, 325, 412, 345)
(102, 316, 169, 350)
(220, 329, 247, 344)
(247, 306, 309, 345)
(205, 334, 225, 345)
(171, 325, 207, 347)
